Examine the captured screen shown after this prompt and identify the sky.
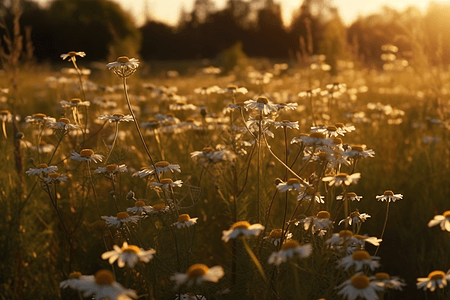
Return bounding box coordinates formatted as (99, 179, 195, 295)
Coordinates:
(110, 0, 444, 27)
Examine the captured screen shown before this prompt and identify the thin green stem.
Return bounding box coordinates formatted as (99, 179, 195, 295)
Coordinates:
(242, 237, 268, 283)
(375, 201, 390, 256)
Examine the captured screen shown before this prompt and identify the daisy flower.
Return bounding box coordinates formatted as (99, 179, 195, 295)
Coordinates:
(95, 164, 128, 176)
(312, 211, 333, 230)
(219, 84, 248, 95)
(70, 149, 104, 163)
(60, 271, 84, 289)
(322, 173, 361, 186)
(336, 192, 363, 202)
(102, 212, 140, 228)
(327, 230, 355, 247)
(106, 56, 139, 78)
(297, 186, 325, 203)
(60, 98, 90, 108)
(338, 211, 371, 227)
(312, 125, 346, 137)
(133, 161, 181, 178)
(98, 113, 134, 123)
(291, 132, 333, 147)
(222, 221, 264, 242)
(170, 264, 224, 288)
(276, 178, 304, 192)
(42, 172, 68, 184)
(75, 269, 137, 300)
(273, 120, 299, 130)
(351, 234, 383, 248)
(101, 241, 155, 268)
(428, 210, 450, 231)
(173, 214, 198, 229)
(244, 96, 278, 115)
(126, 200, 153, 215)
(337, 273, 384, 300)
(334, 122, 356, 133)
(24, 113, 56, 124)
(151, 178, 183, 189)
(146, 203, 171, 215)
(417, 270, 450, 292)
(343, 144, 375, 159)
(26, 163, 58, 175)
(60, 51, 86, 62)
(265, 228, 293, 246)
(371, 272, 405, 291)
(337, 250, 380, 272)
(376, 190, 403, 202)
(47, 117, 80, 131)
(268, 240, 312, 266)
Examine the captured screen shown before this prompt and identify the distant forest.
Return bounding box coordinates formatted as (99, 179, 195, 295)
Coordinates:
(1, 0, 450, 69)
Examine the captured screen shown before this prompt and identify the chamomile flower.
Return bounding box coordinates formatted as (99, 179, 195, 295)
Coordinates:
(26, 163, 58, 175)
(291, 132, 333, 147)
(98, 113, 134, 123)
(75, 269, 137, 300)
(276, 178, 304, 192)
(70, 149, 104, 163)
(60, 98, 90, 108)
(327, 230, 355, 247)
(417, 270, 450, 291)
(297, 186, 325, 203)
(171, 264, 224, 288)
(322, 173, 361, 186)
(312, 211, 333, 230)
(268, 240, 312, 266)
(60, 51, 86, 62)
(47, 117, 80, 131)
(101, 241, 155, 268)
(343, 144, 375, 159)
(173, 214, 198, 229)
(337, 250, 380, 272)
(133, 161, 181, 178)
(244, 96, 278, 115)
(42, 172, 68, 184)
(351, 234, 383, 248)
(371, 272, 405, 291)
(428, 210, 450, 232)
(151, 178, 183, 189)
(337, 273, 384, 300)
(222, 221, 264, 242)
(376, 190, 403, 202)
(265, 229, 293, 246)
(336, 192, 363, 202)
(60, 271, 84, 289)
(338, 210, 371, 227)
(312, 125, 346, 137)
(95, 164, 128, 176)
(102, 212, 140, 228)
(273, 120, 299, 130)
(126, 200, 153, 215)
(219, 84, 248, 95)
(146, 203, 171, 214)
(24, 113, 56, 124)
(106, 56, 139, 78)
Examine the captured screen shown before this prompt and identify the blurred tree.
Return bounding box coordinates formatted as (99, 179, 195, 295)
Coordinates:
(140, 21, 177, 60)
(422, 2, 450, 65)
(319, 7, 347, 73)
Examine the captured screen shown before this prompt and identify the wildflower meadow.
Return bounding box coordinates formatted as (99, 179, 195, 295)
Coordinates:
(2, 1, 450, 300)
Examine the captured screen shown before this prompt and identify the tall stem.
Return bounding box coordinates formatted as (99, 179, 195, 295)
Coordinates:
(374, 201, 390, 256)
(280, 127, 289, 247)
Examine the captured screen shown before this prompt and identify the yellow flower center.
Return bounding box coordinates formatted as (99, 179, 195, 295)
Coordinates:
(112, 113, 124, 117)
(309, 132, 326, 139)
(116, 212, 130, 220)
(350, 211, 360, 218)
(161, 178, 173, 185)
(375, 272, 390, 280)
(351, 145, 365, 152)
(39, 141, 48, 146)
(231, 221, 251, 230)
(383, 190, 394, 196)
(122, 244, 140, 254)
(202, 146, 215, 152)
(351, 274, 370, 289)
(33, 113, 47, 119)
(135, 200, 145, 207)
(429, 270, 445, 280)
(48, 172, 60, 178)
(152, 203, 166, 211)
(269, 229, 282, 239)
(58, 117, 70, 124)
(335, 123, 345, 128)
(106, 164, 118, 172)
(117, 56, 130, 63)
(443, 211, 450, 218)
(68, 51, 77, 56)
(256, 96, 269, 104)
(286, 178, 300, 185)
(187, 264, 209, 278)
(178, 214, 191, 222)
(352, 250, 370, 261)
(227, 84, 238, 90)
(316, 211, 330, 219)
(155, 161, 170, 168)
(326, 125, 337, 131)
(69, 271, 82, 279)
(332, 138, 343, 144)
(335, 173, 349, 178)
(339, 230, 353, 238)
(70, 98, 81, 104)
(0, 110, 11, 115)
(36, 163, 48, 169)
(94, 269, 115, 285)
(80, 149, 94, 157)
(346, 192, 357, 198)
(186, 118, 196, 123)
(281, 240, 300, 250)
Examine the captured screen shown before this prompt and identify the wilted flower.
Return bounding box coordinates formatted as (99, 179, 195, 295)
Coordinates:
(106, 56, 140, 78)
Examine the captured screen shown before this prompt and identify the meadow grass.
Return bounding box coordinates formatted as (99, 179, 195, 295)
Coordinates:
(1, 53, 450, 300)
